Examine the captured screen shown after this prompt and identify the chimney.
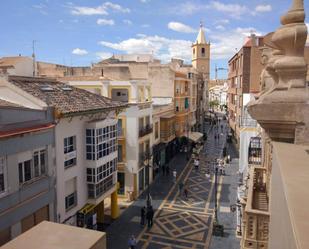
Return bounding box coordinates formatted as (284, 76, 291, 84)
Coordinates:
(250, 33, 258, 47)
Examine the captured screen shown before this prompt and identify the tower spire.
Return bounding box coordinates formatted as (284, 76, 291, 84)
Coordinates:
(196, 22, 206, 44)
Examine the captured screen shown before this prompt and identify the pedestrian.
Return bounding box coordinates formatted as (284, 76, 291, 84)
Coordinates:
(184, 186, 188, 198)
(194, 158, 199, 171)
(173, 169, 177, 183)
(146, 194, 152, 208)
(179, 181, 184, 195)
(162, 165, 166, 176)
(128, 235, 137, 249)
(166, 165, 170, 175)
(140, 206, 146, 226)
(146, 206, 154, 228)
(149, 206, 154, 227)
(223, 146, 227, 157)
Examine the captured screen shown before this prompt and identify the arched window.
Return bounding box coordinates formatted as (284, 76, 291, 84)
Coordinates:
(201, 47, 205, 56)
(193, 48, 195, 55)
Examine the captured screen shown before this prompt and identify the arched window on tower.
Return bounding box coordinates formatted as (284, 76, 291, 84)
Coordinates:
(201, 48, 205, 57)
(193, 48, 195, 55)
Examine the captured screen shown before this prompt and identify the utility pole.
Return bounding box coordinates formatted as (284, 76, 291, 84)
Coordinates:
(32, 40, 36, 76)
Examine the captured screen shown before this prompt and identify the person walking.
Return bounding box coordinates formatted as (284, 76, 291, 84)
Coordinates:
(146, 206, 154, 228)
(149, 206, 154, 227)
(194, 158, 200, 172)
(162, 165, 166, 176)
(179, 181, 184, 195)
(128, 235, 137, 249)
(140, 206, 146, 226)
(173, 169, 177, 183)
(166, 165, 170, 175)
(184, 186, 188, 199)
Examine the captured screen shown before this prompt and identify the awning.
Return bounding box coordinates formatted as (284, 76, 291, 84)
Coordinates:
(188, 132, 204, 142)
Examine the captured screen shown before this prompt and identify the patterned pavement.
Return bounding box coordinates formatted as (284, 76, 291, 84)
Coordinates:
(137, 122, 228, 249)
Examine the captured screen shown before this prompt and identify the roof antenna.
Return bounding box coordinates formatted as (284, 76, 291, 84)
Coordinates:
(32, 40, 36, 77)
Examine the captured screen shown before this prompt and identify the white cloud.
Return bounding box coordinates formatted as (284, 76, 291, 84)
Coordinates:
(97, 18, 115, 26)
(70, 2, 130, 16)
(72, 48, 88, 55)
(96, 52, 113, 60)
(104, 2, 130, 13)
(141, 24, 150, 28)
(215, 19, 230, 25)
(71, 6, 108, 15)
(209, 1, 249, 18)
(32, 3, 48, 15)
(99, 35, 192, 62)
(215, 25, 225, 31)
(140, 0, 150, 3)
(170, 2, 205, 15)
(168, 22, 196, 33)
(210, 27, 262, 59)
(123, 19, 132, 25)
(98, 26, 264, 62)
(255, 4, 272, 13)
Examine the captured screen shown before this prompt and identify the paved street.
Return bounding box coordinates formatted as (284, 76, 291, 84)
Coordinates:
(106, 120, 240, 249)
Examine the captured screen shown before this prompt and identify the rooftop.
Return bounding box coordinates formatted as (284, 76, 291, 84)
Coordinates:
(0, 56, 32, 68)
(1, 221, 106, 249)
(8, 75, 127, 116)
(0, 98, 23, 108)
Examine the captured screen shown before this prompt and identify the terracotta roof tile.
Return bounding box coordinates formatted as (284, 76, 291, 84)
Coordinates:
(8, 76, 127, 116)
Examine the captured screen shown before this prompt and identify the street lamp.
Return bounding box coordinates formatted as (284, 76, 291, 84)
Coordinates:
(144, 149, 153, 208)
(212, 159, 224, 237)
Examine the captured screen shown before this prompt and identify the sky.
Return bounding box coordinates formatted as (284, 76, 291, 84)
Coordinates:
(1, 0, 308, 79)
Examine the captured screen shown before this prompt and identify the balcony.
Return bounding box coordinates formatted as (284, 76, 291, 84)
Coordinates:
(160, 130, 176, 143)
(139, 149, 152, 167)
(241, 166, 269, 249)
(240, 117, 258, 128)
(139, 124, 153, 138)
(248, 137, 262, 165)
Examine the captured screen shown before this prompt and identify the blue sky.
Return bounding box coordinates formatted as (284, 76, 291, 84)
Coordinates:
(1, 0, 308, 79)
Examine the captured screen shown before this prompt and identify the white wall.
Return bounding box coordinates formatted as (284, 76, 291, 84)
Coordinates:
(239, 129, 258, 177)
(121, 104, 153, 195)
(55, 114, 118, 223)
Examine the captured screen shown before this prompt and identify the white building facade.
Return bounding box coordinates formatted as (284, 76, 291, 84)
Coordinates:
(0, 75, 125, 230)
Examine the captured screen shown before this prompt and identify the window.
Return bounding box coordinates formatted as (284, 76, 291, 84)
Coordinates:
(117, 119, 123, 136)
(0, 157, 6, 193)
(118, 145, 123, 162)
(87, 158, 116, 199)
(18, 149, 47, 185)
(19, 160, 32, 184)
(33, 150, 46, 177)
(193, 48, 195, 55)
(155, 122, 159, 139)
(201, 47, 205, 56)
(65, 178, 77, 211)
(117, 172, 125, 195)
(64, 136, 77, 168)
(65, 192, 77, 211)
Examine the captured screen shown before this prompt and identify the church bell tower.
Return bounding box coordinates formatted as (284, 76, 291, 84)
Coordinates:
(192, 22, 210, 78)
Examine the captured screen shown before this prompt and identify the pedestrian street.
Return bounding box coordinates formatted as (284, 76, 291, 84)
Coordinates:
(137, 122, 228, 249)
